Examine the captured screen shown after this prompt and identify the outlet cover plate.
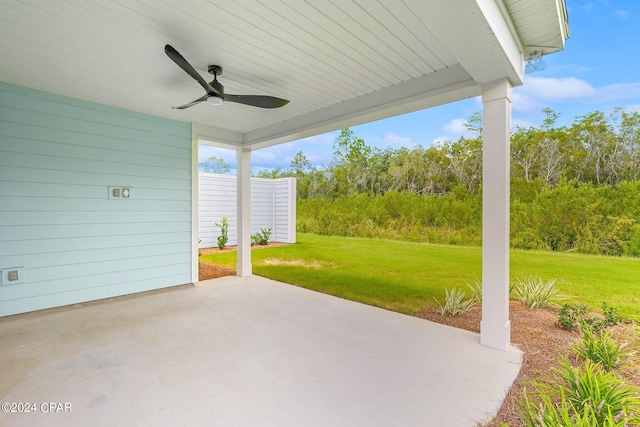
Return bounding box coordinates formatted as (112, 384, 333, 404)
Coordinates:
(1, 267, 25, 285)
(108, 186, 132, 199)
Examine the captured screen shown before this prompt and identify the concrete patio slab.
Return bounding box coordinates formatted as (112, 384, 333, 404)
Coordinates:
(1, 276, 521, 427)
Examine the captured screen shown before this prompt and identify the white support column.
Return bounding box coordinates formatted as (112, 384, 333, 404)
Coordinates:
(480, 79, 512, 350)
(236, 148, 252, 277)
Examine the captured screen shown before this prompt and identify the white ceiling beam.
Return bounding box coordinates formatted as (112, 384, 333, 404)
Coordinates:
(244, 65, 479, 149)
(193, 123, 243, 147)
(405, 0, 524, 86)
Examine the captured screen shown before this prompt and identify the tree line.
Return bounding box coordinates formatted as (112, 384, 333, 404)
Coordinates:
(255, 108, 640, 197)
(205, 108, 640, 256)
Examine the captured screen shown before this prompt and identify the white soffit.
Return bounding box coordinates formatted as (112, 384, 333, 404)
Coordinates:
(0, 0, 568, 148)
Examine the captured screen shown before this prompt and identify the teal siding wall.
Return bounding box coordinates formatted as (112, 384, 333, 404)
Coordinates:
(0, 83, 192, 316)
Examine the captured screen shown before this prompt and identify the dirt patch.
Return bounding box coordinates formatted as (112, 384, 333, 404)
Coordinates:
(199, 242, 287, 256)
(198, 262, 235, 281)
(263, 258, 338, 269)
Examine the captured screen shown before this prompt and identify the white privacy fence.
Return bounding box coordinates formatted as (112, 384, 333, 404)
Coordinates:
(198, 173, 296, 248)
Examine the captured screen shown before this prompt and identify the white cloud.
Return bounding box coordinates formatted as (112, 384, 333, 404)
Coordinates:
(524, 76, 597, 100)
(431, 117, 476, 144)
(615, 9, 630, 18)
(248, 132, 338, 170)
(442, 118, 471, 135)
(381, 132, 416, 148)
(252, 150, 277, 164)
(598, 82, 640, 102)
(198, 144, 236, 165)
(513, 77, 640, 113)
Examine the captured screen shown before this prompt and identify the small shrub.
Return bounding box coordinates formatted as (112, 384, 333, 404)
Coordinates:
(559, 301, 624, 333)
(513, 275, 565, 309)
(559, 303, 589, 330)
(580, 305, 623, 335)
(434, 287, 476, 316)
(601, 302, 623, 329)
(215, 217, 229, 249)
(251, 227, 272, 246)
(572, 327, 629, 371)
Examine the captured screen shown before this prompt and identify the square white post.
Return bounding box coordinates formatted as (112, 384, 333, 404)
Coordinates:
(236, 148, 252, 277)
(480, 79, 512, 350)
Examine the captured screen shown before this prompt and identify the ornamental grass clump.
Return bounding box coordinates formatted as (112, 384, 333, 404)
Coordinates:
(517, 388, 629, 427)
(572, 327, 630, 372)
(553, 358, 639, 425)
(466, 276, 482, 302)
(516, 356, 640, 426)
(434, 287, 476, 316)
(513, 274, 565, 309)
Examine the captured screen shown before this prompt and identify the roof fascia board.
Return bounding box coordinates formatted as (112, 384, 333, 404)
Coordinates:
(404, 0, 524, 86)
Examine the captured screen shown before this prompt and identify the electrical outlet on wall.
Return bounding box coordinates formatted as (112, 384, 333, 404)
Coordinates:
(1, 267, 25, 285)
(108, 186, 132, 199)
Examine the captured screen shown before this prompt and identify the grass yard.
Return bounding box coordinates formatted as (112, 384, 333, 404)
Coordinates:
(200, 233, 640, 320)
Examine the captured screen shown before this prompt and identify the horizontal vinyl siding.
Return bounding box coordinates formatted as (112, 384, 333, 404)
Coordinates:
(198, 174, 295, 247)
(0, 82, 192, 316)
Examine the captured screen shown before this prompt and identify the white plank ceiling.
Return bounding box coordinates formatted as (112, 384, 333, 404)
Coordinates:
(0, 0, 568, 148)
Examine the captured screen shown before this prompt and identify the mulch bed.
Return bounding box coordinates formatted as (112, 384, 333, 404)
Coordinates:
(198, 262, 235, 281)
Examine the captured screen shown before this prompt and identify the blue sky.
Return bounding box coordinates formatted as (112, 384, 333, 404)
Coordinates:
(200, 0, 640, 173)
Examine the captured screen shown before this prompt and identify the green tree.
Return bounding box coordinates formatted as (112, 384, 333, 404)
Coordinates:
(290, 151, 312, 176)
(331, 128, 373, 195)
(200, 156, 230, 174)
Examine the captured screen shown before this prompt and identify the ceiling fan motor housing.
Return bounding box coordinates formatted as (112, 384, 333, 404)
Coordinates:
(209, 79, 224, 96)
(208, 64, 223, 76)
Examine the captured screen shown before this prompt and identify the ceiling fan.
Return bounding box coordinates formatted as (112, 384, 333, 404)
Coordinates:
(164, 44, 289, 109)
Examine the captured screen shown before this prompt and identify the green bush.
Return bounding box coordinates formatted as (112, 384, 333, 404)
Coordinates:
(251, 228, 272, 246)
(215, 216, 229, 249)
(559, 303, 590, 330)
(558, 302, 623, 333)
(600, 302, 623, 329)
(297, 179, 640, 256)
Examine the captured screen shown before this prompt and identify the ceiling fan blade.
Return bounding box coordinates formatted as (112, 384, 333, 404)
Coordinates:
(164, 44, 220, 96)
(173, 94, 209, 109)
(224, 94, 289, 109)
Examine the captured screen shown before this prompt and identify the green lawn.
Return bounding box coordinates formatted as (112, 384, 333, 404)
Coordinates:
(200, 233, 640, 320)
